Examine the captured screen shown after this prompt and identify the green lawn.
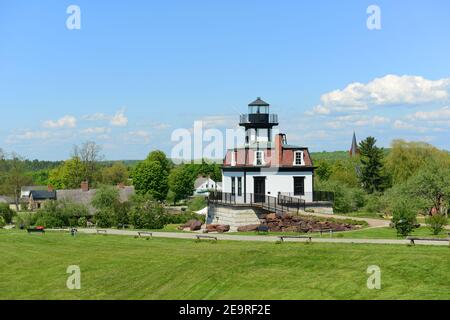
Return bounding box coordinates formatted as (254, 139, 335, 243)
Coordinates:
(231, 227, 449, 239)
(0, 230, 449, 300)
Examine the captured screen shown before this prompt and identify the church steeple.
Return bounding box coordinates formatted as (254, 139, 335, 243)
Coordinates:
(349, 132, 359, 157)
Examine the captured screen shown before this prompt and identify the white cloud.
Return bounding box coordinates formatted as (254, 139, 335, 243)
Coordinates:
(198, 115, 237, 129)
(81, 127, 111, 134)
(111, 109, 128, 127)
(43, 115, 77, 129)
(310, 75, 450, 115)
(325, 115, 390, 129)
(125, 130, 151, 144)
(408, 106, 450, 121)
(83, 108, 129, 127)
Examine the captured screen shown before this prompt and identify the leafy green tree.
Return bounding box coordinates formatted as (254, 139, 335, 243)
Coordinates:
(48, 157, 85, 189)
(386, 140, 450, 185)
(101, 162, 129, 185)
(146, 150, 172, 173)
(405, 161, 450, 216)
(358, 137, 386, 193)
(1, 154, 33, 210)
(0, 203, 15, 224)
(316, 160, 332, 181)
(133, 160, 169, 201)
(91, 186, 123, 228)
(168, 165, 195, 204)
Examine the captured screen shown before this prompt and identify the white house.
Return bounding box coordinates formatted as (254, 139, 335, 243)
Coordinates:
(194, 177, 222, 196)
(221, 98, 315, 203)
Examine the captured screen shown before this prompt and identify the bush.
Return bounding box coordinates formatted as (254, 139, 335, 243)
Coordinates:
(129, 196, 168, 229)
(0, 203, 15, 224)
(165, 212, 206, 224)
(392, 199, 417, 236)
(95, 208, 116, 228)
(426, 214, 448, 235)
(14, 212, 36, 229)
(0, 216, 5, 228)
(33, 200, 91, 229)
(187, 197, 207, 212)
(78, 217, 87, 227)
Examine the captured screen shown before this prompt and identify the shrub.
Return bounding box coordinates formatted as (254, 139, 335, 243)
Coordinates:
(129, 196, 168, 229)
(392, 199, 417, 236)
(33, 200, 91, 229)
(78, 217, 87, 227)
(0, 216, 5, 228)
(165, 212, 206, 224)
(425, 214, 448, 235)
(95, 208, 116, 228)
(0, 203, 15, 224)
(187, 197, 207, 212)
(14, 212, 36, 229)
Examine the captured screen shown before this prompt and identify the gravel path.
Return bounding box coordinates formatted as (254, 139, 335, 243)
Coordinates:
(65, 228, 450, 247)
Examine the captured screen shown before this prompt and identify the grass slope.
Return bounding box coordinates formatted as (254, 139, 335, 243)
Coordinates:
(0, 230, 449, 300)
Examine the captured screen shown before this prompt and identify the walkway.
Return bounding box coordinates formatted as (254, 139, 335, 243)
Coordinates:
(66, 228, 449, 247)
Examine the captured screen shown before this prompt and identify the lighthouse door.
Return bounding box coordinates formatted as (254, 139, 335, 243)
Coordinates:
(254, 177, 266, 203)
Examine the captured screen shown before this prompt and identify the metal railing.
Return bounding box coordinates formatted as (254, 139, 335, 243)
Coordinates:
(279, 191, 335, 203)
(239, 113, 278, 125)
(208, 192, 305, 215)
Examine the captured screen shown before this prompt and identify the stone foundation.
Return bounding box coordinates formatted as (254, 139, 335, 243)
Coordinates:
(207, 204, 266, 232)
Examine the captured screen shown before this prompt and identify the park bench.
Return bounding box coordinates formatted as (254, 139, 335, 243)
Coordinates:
(27, 228, 45, 235)
(96, 229, 108, 235)
(137, 232, 153, 239)
(407, 237, 450, 246)
(318, 229, 334, 237)
(256, 225, 270, 234)
(196, 235, 218, 242)
(278, 235, 312, 243)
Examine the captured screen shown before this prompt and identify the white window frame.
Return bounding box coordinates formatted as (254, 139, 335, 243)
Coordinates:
(254, 151, 265, 166)
(293, 151, 305, 166)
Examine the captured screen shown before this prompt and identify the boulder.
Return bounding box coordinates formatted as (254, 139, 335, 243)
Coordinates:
(206, 224, 230, 233)
(179, 219, 203, 231)
(237, 224, 261, 232)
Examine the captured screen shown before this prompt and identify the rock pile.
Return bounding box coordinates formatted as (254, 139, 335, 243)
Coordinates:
(205, 224, 231, 233)
(239, 214, 360, 233)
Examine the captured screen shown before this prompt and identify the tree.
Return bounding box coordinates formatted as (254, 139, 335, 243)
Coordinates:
(391, 198, 418, 237)
(48, 157, 85, 189)
(168, 165, 195, 204)
(316, 160, 332, 181)
(386, 140, 450, 185)
(405, 161, 450, 216)
(426, 214, 448, 235)
(91, 185, 127, 228)
(146, 150, 172, 173)
(358, 137, 386, 193)
(133, 160, 169, 201)
(2, 154, 33, 210)
(73, 141, 103, 183)
(101, 162, 129, 185)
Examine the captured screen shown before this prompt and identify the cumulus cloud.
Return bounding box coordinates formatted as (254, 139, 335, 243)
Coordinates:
(83, 108, 129, 127)
(81, 127, 111, 134)
(407, 106, 450, 121)
(125, 130, 151, 144)
(310, 75, 450, 115)
(43, 115, 77, 129)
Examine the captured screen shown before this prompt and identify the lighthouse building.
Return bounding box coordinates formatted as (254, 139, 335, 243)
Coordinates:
(222, 98, 315, 203)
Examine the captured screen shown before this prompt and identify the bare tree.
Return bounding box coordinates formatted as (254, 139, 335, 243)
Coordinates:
(72, 141, 103, 184)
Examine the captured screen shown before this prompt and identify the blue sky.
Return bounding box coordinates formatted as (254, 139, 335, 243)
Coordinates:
(1, 0, 450, 160)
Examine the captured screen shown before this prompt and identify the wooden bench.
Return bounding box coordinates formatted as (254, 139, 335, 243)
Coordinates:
(27, 228, 45, 234)
(137, 232, 153, 239)
(407, 237, 450, 246)
(278, 235, 312, 243)
(96, 229, 108, 235)
(318, 229, 334, 237)
(256, 225, 270, 234)
(196, 235, 218, 242)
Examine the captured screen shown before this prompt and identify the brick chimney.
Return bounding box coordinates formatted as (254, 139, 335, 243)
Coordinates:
(81, 181, 89, 192)
(47, 185, 54, 192)
(274, 134, 285, 166)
